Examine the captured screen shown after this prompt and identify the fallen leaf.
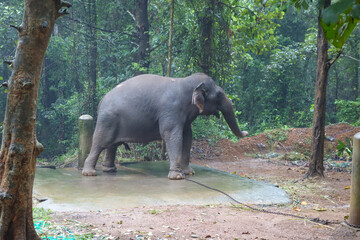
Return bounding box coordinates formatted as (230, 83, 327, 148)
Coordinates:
(293, 207, 301, 212)
(314, 208, 326, 211)
(344, 186, 351, 189)
(301, 201, 308, 206)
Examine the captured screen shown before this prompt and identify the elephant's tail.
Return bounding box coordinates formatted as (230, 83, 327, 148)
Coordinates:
(120, 142, 131, 151)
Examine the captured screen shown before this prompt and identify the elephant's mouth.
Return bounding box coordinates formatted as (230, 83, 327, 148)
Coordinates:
(202, 108, 220, 118)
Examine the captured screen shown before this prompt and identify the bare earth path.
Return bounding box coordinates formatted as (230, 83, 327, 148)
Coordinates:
(43, 124, 360, 239)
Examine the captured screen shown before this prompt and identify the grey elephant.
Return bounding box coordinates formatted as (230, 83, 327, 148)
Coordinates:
(82, 73, 248, 179)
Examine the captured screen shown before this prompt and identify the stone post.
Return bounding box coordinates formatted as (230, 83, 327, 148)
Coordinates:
(349, 132, 360, 227)
(78, 114, 94, 169)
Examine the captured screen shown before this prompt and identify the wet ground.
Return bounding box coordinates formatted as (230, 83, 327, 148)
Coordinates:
(34, 161, 290, 211)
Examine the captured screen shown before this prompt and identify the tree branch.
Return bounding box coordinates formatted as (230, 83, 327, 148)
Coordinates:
(216, 0, 255, 15)
(61, 0, 72, 8)
(58, 8, 70, 16)
(328, 50, 342, 67)
(9, 24, 22, 32)
(342, 54, 360, 62)
(126, 9, 137, 25)
(149, 39, 167, 53)
(0, 82, 8, 88)
(3, 60, 13, 69)
(0, 192, 12, 202)
(3, 60, 13, 66)
(65, 16, 116, 33)
(56, 0, 72, 18)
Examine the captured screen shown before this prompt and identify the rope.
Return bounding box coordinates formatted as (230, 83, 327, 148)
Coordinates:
(344, 219, 360, 229)
(185, 177, 342, 225)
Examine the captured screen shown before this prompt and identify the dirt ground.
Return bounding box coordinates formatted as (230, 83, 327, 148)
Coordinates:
(45, 124, 360, 240)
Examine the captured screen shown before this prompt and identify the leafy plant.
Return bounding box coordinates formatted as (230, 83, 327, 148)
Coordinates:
(335, 98, 360, 126)
(265, 128, 289, 150)
(321, 0, 360, 48)
(336, 137, 353, 159)
(132, 142, 163, 161)
(33, 207, 52, 222)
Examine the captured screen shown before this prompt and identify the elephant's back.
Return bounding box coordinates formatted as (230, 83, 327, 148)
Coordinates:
(97, 73, 208, 113)
(97, 75, 169, 114)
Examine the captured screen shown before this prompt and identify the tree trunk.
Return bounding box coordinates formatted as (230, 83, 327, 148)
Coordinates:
(87, 0, 98, 117)
(161, 0, 175, 160)
(166, 0, 175, 78)
(199, 0, 215, 75)
(334, 64, 339, 100)
(0, 1, 69, 238)
(135, 0, 150, 74)
(354, 50, 359, 100)
(305, 0, 331, 178)
(70, 10, 83, 93)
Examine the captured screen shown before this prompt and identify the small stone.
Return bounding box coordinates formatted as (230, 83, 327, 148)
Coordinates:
(136, 235, 144, 240)
(191, 234, 198, 238)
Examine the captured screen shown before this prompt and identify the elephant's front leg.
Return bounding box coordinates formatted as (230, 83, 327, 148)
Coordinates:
(102, 144, 117, 172)
(162, 127, 185, 180)
(82, 144, 103, 176)
(181, 125, 195, 175)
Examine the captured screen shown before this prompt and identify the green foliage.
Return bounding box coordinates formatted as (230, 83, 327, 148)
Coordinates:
(33, 207, 52, 221)
(132, 142, 163, 161)
(34, 207, 109, 239)
(265, 128, 289, 150)
(335, 98, 360, 126)
(230, 0, 285, 55)
(193, 116, 222, 140)
(336, 137, 353, 159)
(321, 0, 360, 48)
(1, 0, 359, 162)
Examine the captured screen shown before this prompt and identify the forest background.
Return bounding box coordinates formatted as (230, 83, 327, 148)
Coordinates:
(0, 0, 359, 162)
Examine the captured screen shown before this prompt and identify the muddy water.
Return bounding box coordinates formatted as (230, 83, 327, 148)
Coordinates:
(34, 161, 290, 211)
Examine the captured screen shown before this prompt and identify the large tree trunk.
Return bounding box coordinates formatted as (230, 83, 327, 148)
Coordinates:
(135, 0, 150, 74)
(0, 1, 70, 238)
(87, 0, 98, 117)
(199, 0, 215, 75)
(166, 0, 175, 78)
(305, 0, 331, 178)
(161, 0, 175, 160)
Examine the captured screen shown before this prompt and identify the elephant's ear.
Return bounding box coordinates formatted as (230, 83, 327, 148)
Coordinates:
(192, 83, 205, 113)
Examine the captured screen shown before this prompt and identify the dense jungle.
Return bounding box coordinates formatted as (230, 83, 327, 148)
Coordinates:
(1, 0, 360, 239)
(0, 0, 359, 162)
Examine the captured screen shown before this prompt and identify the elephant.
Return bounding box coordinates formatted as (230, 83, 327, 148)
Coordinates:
(82, 73, 248, 179)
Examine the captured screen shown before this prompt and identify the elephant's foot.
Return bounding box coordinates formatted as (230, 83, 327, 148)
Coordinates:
(102, 164, 117, 172)
(82, 168, 97, 176)
(182, 166, 195, 175)
(168, 169, 185, 180)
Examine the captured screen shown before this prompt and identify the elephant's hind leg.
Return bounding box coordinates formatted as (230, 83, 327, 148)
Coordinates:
(102, 144, 118, 172)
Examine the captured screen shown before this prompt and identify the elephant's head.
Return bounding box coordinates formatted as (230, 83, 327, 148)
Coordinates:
(192, 76, 248, 138)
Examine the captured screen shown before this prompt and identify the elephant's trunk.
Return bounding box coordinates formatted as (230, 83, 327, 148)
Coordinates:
(219, 93, 248, 138)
